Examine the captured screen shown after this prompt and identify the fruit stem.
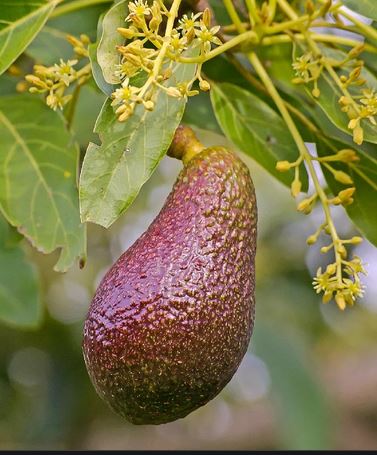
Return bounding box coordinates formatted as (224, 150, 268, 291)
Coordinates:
(168, 125, 206, 165)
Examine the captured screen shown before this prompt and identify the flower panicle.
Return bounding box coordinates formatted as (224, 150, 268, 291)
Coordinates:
(25, 34, 91, 111)
(110, 0, 222, 122)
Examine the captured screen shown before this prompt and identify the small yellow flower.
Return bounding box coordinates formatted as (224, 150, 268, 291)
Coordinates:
(126, 0, 151, 22)
(111, 79, 140, 107)
(178, 12, 202, 33)
(53, 59, 78, 86)
(196, 24, 222, 52)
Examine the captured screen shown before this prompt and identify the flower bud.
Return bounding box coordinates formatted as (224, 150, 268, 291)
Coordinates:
(339, 96, 352, 106)
(306, 234, 317, 245)
(326, 263, 337, 275)
(312, 87, 320, 98)
(66, 34, 82, 47)
(292, 77, 305, 84)
(16, 81, 28, 92)
(338, 187, 356, 204)
(80, 34, 90, 45)
(143, 100, 155, 111)
(199, 80, 210, 91)
(25, 74, 45, 87)
(322, 290, 333, 304)
(333, 170, 353, 185)
(291, 179, 302, 197)
(166, 87, 182, 98)
(336, 149, 359, 163)
(203, 8, 211, 27)
(117, 27, 135, 39)
(276, 160, 292, 172)
(8, 64, 21, 76)
(337, 244, 347, 258)
(335, 293, 346, 310)
(348, 44, 365, 59)
(350, 236, 363, 245)
(353, 125, 364, 145)
(320, 244, 332, 254)
(186, 28, 196, 44)
(297, 198, 314, 214)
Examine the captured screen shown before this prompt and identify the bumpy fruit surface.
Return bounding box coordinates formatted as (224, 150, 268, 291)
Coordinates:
(83, 146, 257, 425)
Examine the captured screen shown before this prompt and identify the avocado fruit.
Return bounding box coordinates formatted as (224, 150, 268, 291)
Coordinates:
(83, 128, 257, 425)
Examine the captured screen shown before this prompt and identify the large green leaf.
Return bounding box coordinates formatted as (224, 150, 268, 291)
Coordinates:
(97, 0, 128, 85)
(0, 95, 86, 272)
(80, 55, 197, 228)
(210, 82, 308, 188)
(341, 0, 377, 21)
(253, 324, 332, 449)
(0, 215, 41, 329)
(0, 0, 57, 75)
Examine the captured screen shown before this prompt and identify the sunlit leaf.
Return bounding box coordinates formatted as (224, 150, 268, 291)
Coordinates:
(0, 0, 57, 75)
(0, 95, 86, 272)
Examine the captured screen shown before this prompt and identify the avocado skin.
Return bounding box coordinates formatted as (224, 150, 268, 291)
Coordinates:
(83, 147, 257, 425)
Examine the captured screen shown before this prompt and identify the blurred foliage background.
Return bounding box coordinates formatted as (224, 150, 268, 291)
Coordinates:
(0, 127, 376, 450)
(0, 0, 377, 450)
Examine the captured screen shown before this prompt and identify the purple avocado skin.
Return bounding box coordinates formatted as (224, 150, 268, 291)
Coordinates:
(83, 147, 257, 425)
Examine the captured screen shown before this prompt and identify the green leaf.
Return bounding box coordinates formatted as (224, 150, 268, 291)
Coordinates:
(71, 83, 106, 148)
(89, 13, 114, 96)
(210, 82, 307, 188)
(258, 43, 301, 99)
(97, 0, 128, 85)
(183, 90, 221, 134)
(0, 0, 57, 75)
(302, 47, 377, 144)
(342, 0, 377, 21)
(254, 324, 332, 449)
(0, 215, 41, 329)
(80, 55, 197, 228)
(26, 4, 107, 65)
(341, 153, 377, 245)
(204, 55, 255, 92)
(316, 141, 377, 248)
(0, 95, 86, 272)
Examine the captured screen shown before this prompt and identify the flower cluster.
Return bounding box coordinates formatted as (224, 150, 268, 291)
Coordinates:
(25, 34, 91, 111)
(276, 147, 366, 310)
(292, 51, 322, 98)
(110, 0, 222, 121)
(342, 87, 377, 145)
(313, 255, 366, 310)
(292, 43, 377, 145)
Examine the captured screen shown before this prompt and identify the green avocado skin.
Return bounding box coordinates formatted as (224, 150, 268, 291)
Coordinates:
(83, 147, 257, 425)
